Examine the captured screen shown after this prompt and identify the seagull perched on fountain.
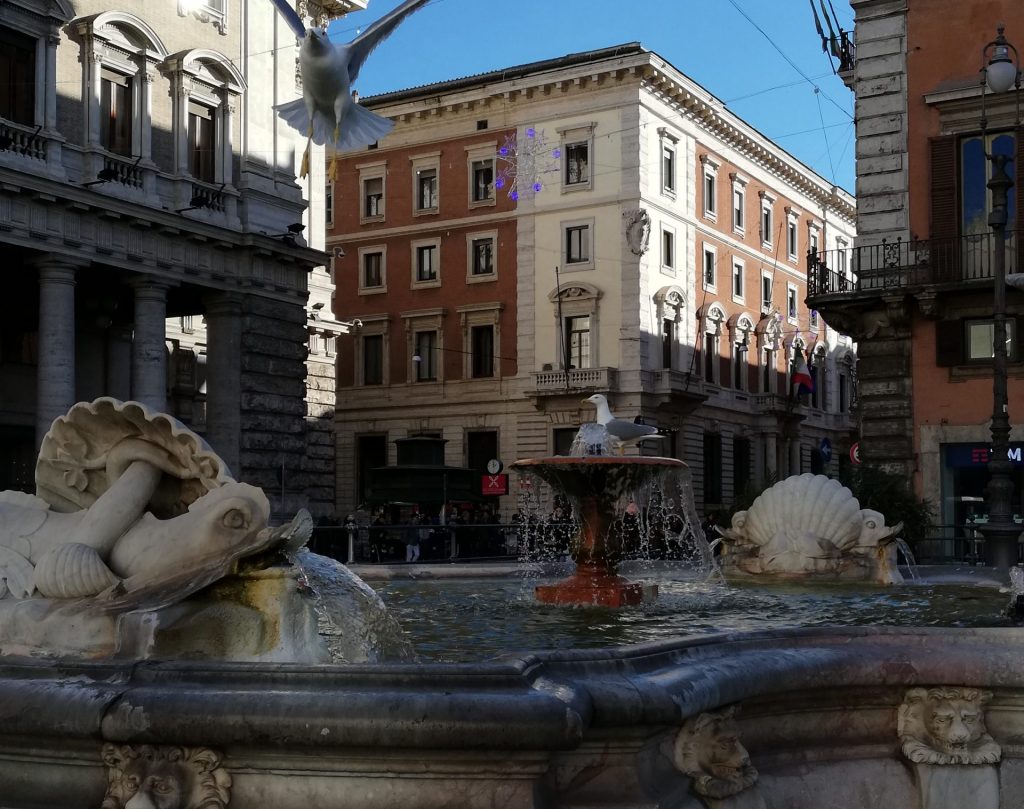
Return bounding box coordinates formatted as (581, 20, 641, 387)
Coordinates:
(268, 0, 430, 178)
(584, 394, 666, 455)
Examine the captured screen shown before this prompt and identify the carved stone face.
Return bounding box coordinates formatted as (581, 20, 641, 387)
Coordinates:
(674, 707, 759, 799)
(101, 744, 231, 809)
(898, 687, 1002, 765)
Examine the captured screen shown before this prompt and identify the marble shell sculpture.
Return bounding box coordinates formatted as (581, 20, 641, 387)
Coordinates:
(732, 474, 893, 551)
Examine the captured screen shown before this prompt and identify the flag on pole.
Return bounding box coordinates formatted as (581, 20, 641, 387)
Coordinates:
(792, 350, 814, 394)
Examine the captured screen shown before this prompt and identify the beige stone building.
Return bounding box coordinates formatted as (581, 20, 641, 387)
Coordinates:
(0, 0, 360, 519)
(331, 44, 857, 518)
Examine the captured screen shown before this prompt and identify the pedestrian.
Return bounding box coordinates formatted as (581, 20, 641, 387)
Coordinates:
(406, 510, 424, 563)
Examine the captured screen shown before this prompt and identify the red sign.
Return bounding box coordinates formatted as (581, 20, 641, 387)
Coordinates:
(850, 442, 861, 465)
(481, 474, 508, 496)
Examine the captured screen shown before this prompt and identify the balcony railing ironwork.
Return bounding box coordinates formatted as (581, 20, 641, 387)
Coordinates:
(532, 366, 617, 393)
(807, 229, 1022, 298)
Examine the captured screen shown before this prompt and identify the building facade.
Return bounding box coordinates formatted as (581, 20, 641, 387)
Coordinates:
(807, 0, 1024, 531)
(0, 0, 360, 518)
(330, 44, 857, 519)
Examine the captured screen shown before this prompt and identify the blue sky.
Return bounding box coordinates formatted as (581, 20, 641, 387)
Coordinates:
(329, 0, 857, 193)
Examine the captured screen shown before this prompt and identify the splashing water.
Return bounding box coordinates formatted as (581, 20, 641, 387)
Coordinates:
(289, 550, 415, 663)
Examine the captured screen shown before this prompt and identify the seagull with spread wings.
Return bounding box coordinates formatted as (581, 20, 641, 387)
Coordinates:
(584, 394, 666, 455)
(268, 0, 431, 178)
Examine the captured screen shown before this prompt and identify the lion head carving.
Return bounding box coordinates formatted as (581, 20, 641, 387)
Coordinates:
(673, 705, 759, 799)
(101, 744, 231, 809)
(898, 687, 1001, 765)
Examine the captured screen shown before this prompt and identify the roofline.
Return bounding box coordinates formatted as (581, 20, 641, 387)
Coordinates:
(362, 42, 647, 106)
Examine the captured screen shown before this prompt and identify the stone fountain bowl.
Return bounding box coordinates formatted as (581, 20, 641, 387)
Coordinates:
(510, 456, 686, 502)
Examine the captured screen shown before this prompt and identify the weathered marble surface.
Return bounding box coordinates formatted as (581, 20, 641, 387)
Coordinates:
(719, 474, 903, 584)
(1, 627, 1024, 808)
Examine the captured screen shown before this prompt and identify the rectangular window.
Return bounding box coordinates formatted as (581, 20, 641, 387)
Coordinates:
(363, 177, 383, 218)
(704, 171, 716, 216)
(363, 251, 383, 288)
(734, 340, 748, 389)
(732, 261, 744, 299)
(838, 370, 849, 413)
(733, 188, 744, 230)
(100, 70, 132, 157)
(787, 220, 798, 258)
(471, 237, 494, 276)
(761, 275, 772, 311)
(325, 182, 334, 228)
(966, 318, 1018, 361)
(703, 247, 716, 288)
(566, 224, 590, 264)
(415, 244, 437, 282)
(363, 334, 383, 385)
(553, 427, 577, 457)
(565, 141, 589, 185)
(787, 286, 798, 320)
(810, 230, 819, 256)
(662, 318, 674, 369)
(471, 325, 494, 378)
(662, 144, 676, 193)
(188, 102, 215, 183)
(0, 27, 35, 126)
(662, 229, 675, 270)
(704, 333, 717, 381)
(565, 315, 590, 369)
(416, 168, 438, 210)
(471, 159, 494, 202)
(761, 204, 773, 245)
(762, 349, 774, 393)
(414, 331, 437, 381)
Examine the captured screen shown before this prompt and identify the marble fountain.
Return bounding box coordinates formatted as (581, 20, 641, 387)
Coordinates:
(1, 400, 1023, 809)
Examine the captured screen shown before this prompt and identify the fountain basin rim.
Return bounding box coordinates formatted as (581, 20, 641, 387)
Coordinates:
(511, 456, 686, 469)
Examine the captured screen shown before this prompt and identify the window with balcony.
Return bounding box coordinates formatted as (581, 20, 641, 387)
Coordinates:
(762, 348, 775, 393)
(565, 315, 590, 369)
(703, 332, 718, 382)
(100, 69, 133, 157)
(733, 337, 748, 390)
(0, 27, 35, 126)
(188, 101, 215, 183)
(662, 317, 675, 369)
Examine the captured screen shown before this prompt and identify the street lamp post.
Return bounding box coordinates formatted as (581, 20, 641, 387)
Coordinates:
(977, 26, 1022, 571)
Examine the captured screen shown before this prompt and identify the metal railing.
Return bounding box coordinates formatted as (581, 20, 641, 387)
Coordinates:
(807, 230, 1021, 298)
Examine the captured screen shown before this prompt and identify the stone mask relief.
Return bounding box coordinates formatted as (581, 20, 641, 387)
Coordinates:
(101, 744, 231, 809)
(898, 687, 1001, 765)
(673, 705, 760, 800)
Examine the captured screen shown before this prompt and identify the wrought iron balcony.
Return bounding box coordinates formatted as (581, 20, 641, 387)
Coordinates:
(807, 230, 1022, 300)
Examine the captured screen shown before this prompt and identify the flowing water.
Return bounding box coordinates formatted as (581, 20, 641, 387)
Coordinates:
(370, 568, 1011, 663)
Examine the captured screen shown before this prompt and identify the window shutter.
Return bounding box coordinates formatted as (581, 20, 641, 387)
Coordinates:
(930, 136, 958, 281)
(935, 320, 962, 367)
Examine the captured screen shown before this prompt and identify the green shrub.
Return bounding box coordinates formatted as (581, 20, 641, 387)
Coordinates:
(839, 466, 934, 544)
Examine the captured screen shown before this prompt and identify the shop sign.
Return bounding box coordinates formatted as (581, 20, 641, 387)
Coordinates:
(946, 444, 1024, 467)
(481, 474, 508, 496)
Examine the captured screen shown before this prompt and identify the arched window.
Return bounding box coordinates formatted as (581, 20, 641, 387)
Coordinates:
(730, 315, 754, 391)
(654, 285, 686, 370)
(811, 343, 828, 410)
(700, 304, 726, 385)
(548, 283, 602, 371)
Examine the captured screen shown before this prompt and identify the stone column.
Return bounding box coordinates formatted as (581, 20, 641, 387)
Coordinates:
(788, 438, 801, 477)
(105, 326, 133, 401)
(130, 278, 172, 410)
(34, 258, 79, 447)
(204, 294, 243, 474)
(764, 433, 778, 481)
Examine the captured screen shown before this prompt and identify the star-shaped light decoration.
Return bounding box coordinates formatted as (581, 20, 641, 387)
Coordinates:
(495, 127, 560, 201)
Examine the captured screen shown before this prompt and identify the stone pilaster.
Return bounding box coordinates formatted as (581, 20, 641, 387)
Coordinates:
(105, 326, 133, 402)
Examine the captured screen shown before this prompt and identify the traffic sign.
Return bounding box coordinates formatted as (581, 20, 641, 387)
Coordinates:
(481, 474, 508, 496)
(820, 437, 833, 464)
(850, 442, 861, 464)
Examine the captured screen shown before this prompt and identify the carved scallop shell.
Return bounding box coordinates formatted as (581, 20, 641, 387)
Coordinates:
(33, 543, 120, 599)
(741, 474, 863, 551)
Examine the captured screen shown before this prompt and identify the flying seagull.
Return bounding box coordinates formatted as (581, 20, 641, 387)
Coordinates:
(269, 0, 431, 178)
(584, 394, 666, 454)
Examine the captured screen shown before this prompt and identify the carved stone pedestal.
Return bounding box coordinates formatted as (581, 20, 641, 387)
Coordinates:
(911, 763, 998, 809)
